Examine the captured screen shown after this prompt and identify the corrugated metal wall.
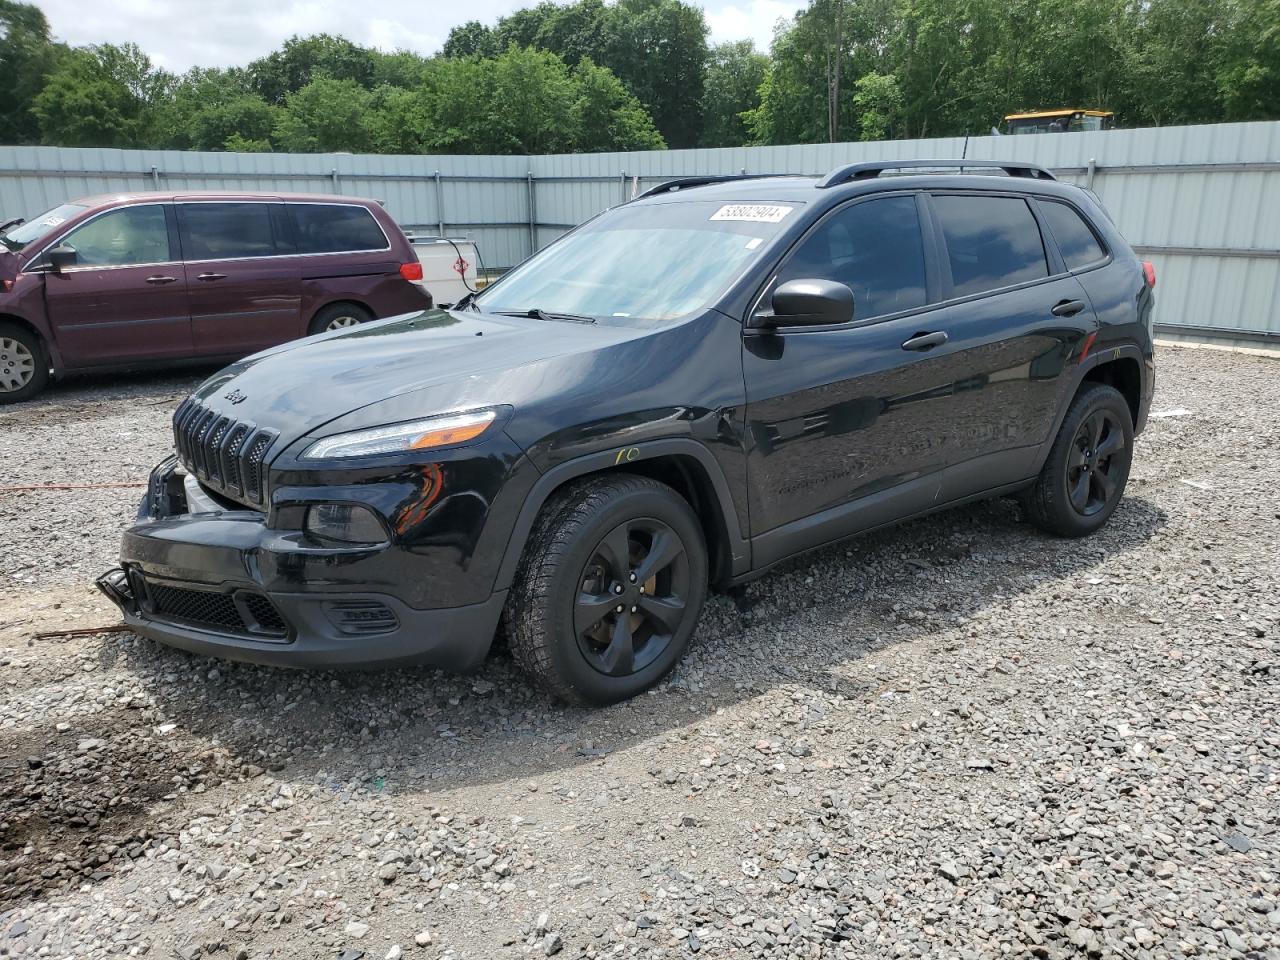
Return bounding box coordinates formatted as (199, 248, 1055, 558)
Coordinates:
(3, 122, 1278, 338)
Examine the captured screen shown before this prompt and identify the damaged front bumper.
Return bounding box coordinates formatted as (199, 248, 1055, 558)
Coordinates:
(97, 457, 506, 670)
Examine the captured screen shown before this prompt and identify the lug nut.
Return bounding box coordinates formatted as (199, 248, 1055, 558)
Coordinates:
(629, 573, 637, 582)
(615, 604, 624, 613)
(613, 584, 624, 594)
(630, 605, 638, 613)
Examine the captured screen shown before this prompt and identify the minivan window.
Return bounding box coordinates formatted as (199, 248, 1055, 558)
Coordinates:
(1039, 200, 1106, 270)
(776, 195, 927, 320)
(291, 204, 387, 254)
(179, 203, 279, 261)
(2, 203, 87, 252)
(933, 195, 1048, 297)
(59, 205, 171, 267)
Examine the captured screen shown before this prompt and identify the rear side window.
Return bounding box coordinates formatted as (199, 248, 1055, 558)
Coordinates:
(776, 195, 927, 320)
(179, 203, 279, 260)
(932, 195, 1047, 297)
(290, 204, 388, 254)
(1039, 200, 1106, 269)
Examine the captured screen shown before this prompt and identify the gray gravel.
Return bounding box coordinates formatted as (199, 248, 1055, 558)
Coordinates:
(1, 345, 1278, 959)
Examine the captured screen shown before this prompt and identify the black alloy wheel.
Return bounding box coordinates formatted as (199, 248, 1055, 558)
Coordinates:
(1066, 409, 1127, 517)
(574, 517, 691, 677)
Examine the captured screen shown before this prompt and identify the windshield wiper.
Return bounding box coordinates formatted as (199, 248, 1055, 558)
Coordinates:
(495, 307, 597, 324)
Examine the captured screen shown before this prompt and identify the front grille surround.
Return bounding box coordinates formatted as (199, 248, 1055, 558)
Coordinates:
(173, 398, 278, 507)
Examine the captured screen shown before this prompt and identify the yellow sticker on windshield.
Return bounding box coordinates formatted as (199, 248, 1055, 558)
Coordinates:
(710, 204, 793, 223)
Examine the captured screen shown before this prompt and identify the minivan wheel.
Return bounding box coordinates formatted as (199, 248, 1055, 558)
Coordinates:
(0, 323, 48, 404)
(505, 474, 708, 705)
(1022, 382, 1133, 537)
(309, 303, 372, 336)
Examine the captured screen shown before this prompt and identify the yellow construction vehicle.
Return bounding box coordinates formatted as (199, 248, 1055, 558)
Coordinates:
(1003, 109, 1115, 134)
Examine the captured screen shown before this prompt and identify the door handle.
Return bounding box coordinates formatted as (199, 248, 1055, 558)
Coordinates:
(1052, 299, 1087, 317)
(145, 275, 178, 285)
(901, 330, 948, 351)
(196, 272, 227, 282)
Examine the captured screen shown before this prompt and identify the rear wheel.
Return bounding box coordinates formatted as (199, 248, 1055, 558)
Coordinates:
(505, 474, 708, 705)
(308, 303, 372, 336)
(1022, 382, 1133, 537)
(0, 323, 48, 404)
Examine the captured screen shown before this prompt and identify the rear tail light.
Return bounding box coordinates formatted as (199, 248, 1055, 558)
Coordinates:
(400, 261, 424, 283)
(1142, 260, 1156, 288)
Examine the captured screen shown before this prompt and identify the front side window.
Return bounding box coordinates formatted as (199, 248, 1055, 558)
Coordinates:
(290, 204, 388, 254)
(475, 199, 800, 323)
(59, 205, 171, 267)
(1039, 200, 1106, 269)
(933, 195, 1048, 297)
(179, 203, 278, 261)
(775, 195, 927, 320)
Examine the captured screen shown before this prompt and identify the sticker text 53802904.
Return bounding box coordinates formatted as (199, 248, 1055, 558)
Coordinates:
(710, 204, 794, 224)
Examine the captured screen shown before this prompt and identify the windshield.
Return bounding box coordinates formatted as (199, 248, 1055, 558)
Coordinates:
(0, 203, 87, 252)
(475, 199, 801, 322)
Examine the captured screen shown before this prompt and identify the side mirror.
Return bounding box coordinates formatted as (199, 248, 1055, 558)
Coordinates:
(48, 245, 77, 274)
(751, 278, 854, 329)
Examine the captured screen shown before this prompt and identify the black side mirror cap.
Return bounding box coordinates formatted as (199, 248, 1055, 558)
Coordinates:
(750, 278, 854, 329)
(48, 245, 77, 274)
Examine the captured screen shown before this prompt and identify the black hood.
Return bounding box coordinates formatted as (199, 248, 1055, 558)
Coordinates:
(187, 309, 645, 446)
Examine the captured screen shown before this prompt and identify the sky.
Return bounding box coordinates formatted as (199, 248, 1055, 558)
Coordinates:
(34, 0, 806, 73)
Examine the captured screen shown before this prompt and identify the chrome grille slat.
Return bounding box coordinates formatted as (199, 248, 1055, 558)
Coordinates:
(171, 400, 277, 507)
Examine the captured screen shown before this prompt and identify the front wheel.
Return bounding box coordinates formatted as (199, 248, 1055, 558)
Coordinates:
(1022, 382, 1134, 537)
(505, 474, 708, 705)
(0, 323, 49, 405)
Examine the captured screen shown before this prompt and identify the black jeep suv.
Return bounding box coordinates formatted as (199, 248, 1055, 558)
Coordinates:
(100, 159, 1155, 704)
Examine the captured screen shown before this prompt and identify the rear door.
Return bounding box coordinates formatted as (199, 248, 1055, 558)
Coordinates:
(41, 203, 193, 366)
(921, 191, 1099, 499)
(177, 201, 301, 357)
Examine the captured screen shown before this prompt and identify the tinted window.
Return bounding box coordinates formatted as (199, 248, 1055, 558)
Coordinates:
(933, 195, 1047, 297)
(179, 203, 278, 260)
(777, 195, 927, 319)
(1040, 200, 1106, 269)
(61, 205, 171, 266)
(291, 204, 387, 254)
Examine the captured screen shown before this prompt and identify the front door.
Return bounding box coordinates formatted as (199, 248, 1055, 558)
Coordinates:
(742, 193, 950, 562)
(177, 201, 301, 358)
(42, 203, 193, 366)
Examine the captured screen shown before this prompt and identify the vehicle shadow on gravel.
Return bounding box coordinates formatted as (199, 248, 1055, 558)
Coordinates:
(105, 493, 1169, 798)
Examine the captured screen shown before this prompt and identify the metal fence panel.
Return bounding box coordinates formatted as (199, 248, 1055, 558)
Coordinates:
(2, 123, 1278, 337)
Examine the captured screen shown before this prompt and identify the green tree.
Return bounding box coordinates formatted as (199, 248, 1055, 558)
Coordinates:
(442, 20, 499, 58)
(153, 67, 279, 151)
(1217, 0, 1280, 121)
(700, 40, 768, 146)
(33, 43, 171, 147)
(273, 76, 374, 152)
(0, 1, 60, 144)
(249, 34, 377, 103)
(571, 57, 666, 151)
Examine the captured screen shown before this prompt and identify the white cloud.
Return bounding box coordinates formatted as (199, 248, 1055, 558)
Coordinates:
(34, 0, 807, 71)
(704, 0, 804, 51)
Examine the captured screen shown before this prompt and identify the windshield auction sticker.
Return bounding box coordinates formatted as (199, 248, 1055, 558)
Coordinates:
(710, 204, 793, 223)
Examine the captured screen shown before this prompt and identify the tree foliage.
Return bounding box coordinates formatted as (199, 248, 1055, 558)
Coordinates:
(3, 0, 1278, 155)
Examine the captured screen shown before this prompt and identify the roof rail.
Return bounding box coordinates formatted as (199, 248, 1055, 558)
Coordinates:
(816, 159, 1056, 188)
(634, 174, 793, 200)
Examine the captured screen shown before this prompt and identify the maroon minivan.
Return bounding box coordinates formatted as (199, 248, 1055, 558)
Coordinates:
(0, 192, 432, 403)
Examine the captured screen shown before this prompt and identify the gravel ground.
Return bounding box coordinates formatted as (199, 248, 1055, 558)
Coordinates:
(1, 347, 1277, 960)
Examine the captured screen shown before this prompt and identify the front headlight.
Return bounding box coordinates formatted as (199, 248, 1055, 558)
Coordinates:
(300, 408, 499, 460)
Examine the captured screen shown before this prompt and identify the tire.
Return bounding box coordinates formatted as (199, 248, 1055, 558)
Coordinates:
(504, 473, 709, 705)
(0, 322, 49, 405)
(308, 303, 372, 336)
(1022, 382, 1134, 537)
